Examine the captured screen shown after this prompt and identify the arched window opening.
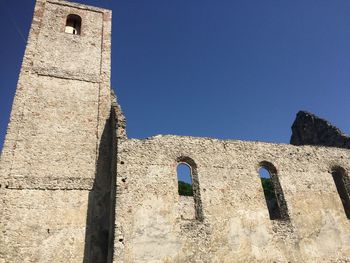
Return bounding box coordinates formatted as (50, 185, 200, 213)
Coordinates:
(331, 167, 350, 219)
(176, 157, 203, 221)
(65, 14, 81, 35)
(258, 162, 289, 220)
(177, 163, 193, 196)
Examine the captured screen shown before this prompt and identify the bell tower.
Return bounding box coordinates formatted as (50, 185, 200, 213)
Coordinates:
(0, 0, 115, 262)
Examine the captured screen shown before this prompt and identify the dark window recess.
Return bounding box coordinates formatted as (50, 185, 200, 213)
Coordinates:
(331, 167, 350, 219)
(65, 14, 82, 35)
(259, 162, 289, 220)
(176, 157, 204, 221)
(177, 163, 193, 196)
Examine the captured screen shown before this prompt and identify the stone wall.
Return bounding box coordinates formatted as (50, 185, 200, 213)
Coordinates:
(114, 136, 350, 262)
(2, 1, 350, 262)
(0, 0, 116, 262)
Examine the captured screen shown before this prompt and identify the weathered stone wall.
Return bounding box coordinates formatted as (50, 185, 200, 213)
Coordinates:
(0, 0, 115, 262)
(2, 1, 350, 262)
(0, 190, 90, 262)
(114, 136, 350, 262)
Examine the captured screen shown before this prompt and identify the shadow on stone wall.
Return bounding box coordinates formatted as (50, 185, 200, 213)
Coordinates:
(83, 110, 117, 263)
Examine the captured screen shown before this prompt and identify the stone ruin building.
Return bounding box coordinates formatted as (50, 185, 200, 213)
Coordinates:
(1, 0, 350, 262)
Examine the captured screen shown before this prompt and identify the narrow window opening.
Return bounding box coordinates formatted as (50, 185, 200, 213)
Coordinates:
(331, 167, 350, 219)
(259, 167, 281, 220)
(176, 157, 203, 221)
(65, 14, 81, 35)
(177, 163, 193, 196)
(258, 162, 289, 220)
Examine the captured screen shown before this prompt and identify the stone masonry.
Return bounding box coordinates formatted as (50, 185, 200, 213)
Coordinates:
(1, 1, 350, 262)
(0, 1, 116, 262)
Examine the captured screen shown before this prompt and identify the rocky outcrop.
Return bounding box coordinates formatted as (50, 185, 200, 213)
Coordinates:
(290, 111, 350, 148)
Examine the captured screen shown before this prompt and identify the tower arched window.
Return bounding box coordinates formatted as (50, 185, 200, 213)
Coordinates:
(331, 166, 350, 219)
(258, 161, 289, 220)
(176, 157, 203, 221)
(65, 14, 81, 35)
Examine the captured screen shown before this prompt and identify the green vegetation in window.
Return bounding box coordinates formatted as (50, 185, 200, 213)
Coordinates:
(261, 178, 275, 200)
(178, 181, 193, 196)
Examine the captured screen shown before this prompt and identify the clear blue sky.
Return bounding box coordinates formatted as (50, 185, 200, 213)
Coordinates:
(1, 0, 350, 152)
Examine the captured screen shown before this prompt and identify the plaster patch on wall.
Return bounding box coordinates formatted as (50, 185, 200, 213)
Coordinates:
(228, 211, 270, 255)
(132, 196, 182, 262)
(300, 210, 343, 259)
